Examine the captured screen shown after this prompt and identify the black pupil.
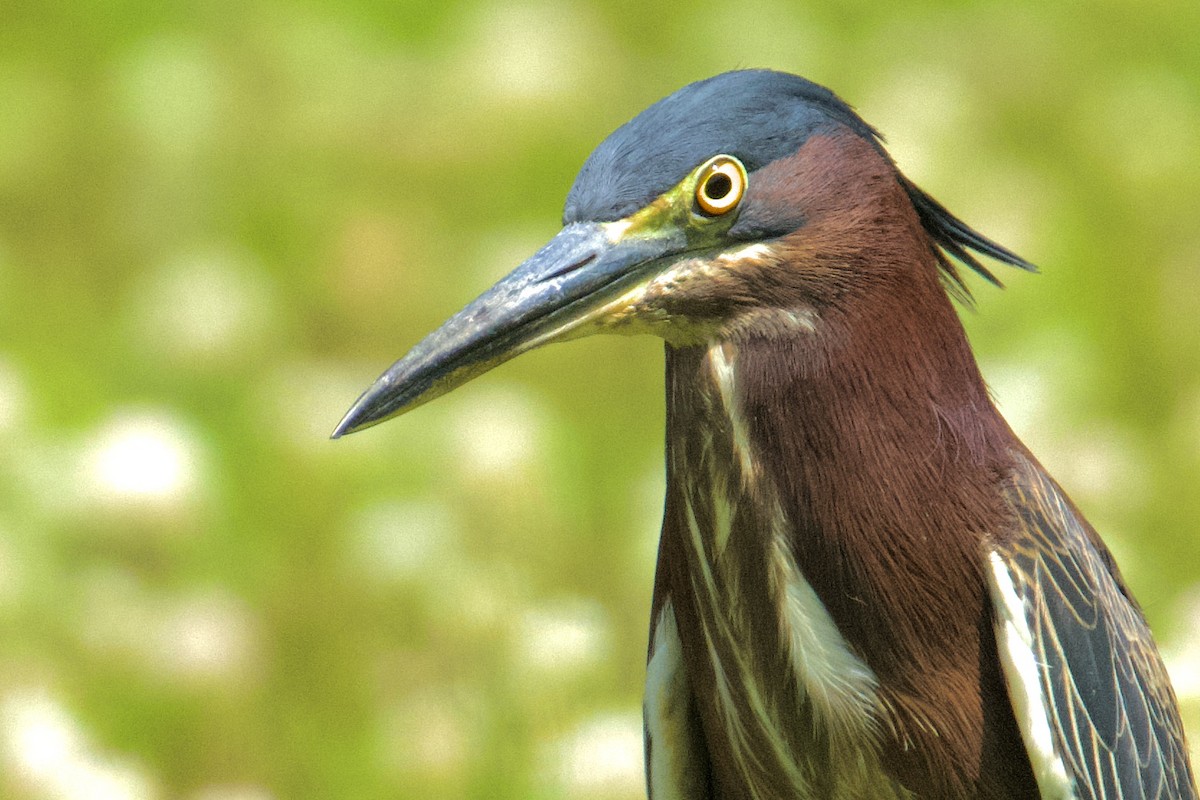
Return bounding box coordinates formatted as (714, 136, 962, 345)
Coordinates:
(705, 172, 732, 200)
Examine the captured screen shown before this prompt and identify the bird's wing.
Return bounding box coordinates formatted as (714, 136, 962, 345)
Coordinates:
(986, 452, 1196, 800)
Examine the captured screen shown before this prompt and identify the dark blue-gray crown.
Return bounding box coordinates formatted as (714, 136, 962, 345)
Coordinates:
(562, 69, 880, 225)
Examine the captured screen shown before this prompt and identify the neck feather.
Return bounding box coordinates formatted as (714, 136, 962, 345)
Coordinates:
(663, 268, 1025, 794)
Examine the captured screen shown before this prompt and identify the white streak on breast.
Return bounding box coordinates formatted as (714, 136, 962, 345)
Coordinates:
(692, 575, 808, 800)
(707, 342, 757, 486)
(767, 524, 881, 748)
(645, 601, 705, 800)
(683, 498, 719, 598)
(711, 482, 735, 559)
(987, 551, 1077, 799)
(684, 496, 809, 798)
(676, 342, 903, 797)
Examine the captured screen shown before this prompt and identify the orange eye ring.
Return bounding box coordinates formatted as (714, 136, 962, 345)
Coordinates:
(695, 156, 746, 216)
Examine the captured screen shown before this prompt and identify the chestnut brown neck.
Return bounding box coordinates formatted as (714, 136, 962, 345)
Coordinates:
(661, 173, 1038, 796)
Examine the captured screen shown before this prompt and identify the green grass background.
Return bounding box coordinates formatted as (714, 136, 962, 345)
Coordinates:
(0, 1, 1197, 798)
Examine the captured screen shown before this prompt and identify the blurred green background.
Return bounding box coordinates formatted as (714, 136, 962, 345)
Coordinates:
(1, 1, 1198, 798)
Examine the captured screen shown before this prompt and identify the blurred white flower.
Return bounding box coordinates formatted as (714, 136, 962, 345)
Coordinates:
(1, 689, 157, 800)
(382, 688, 472, 778)
(543, 710, 643, 797)
(449, 385, 547, 482)
(455, 3, 593, 104)
(78, 572, 260, 686)
(348, 499, 459, 584)
(130, 249, 278, 367)
(514, 599, 609, 678)
(151, 591, 259, 683)
(83, 409, 202, 510)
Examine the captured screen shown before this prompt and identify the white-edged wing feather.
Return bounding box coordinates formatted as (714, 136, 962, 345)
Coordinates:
(988, 452, 1196, 799)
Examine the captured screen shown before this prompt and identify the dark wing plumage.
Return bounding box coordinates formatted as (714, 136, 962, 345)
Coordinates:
(990, 452, 1196, 799)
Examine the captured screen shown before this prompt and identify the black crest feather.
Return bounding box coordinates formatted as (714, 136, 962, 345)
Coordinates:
(900, 176, 1037, 303)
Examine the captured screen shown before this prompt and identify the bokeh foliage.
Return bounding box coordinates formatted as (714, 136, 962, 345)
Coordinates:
(0, 1, 1197, 798)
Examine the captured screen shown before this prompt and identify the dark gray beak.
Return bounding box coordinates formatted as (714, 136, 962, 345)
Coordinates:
(332, 221, 678, 437)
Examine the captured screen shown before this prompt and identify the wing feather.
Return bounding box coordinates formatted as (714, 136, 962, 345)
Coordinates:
(989, 452, 1196, 800)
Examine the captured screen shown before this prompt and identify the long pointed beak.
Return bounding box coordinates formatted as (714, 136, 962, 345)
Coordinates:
(331, 221, 678, 437)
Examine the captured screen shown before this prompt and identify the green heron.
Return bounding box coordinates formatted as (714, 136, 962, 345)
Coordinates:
(334, 70, 1196, 799)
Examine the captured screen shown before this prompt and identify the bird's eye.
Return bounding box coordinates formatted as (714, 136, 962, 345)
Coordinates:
(695, 156, 746, 216)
